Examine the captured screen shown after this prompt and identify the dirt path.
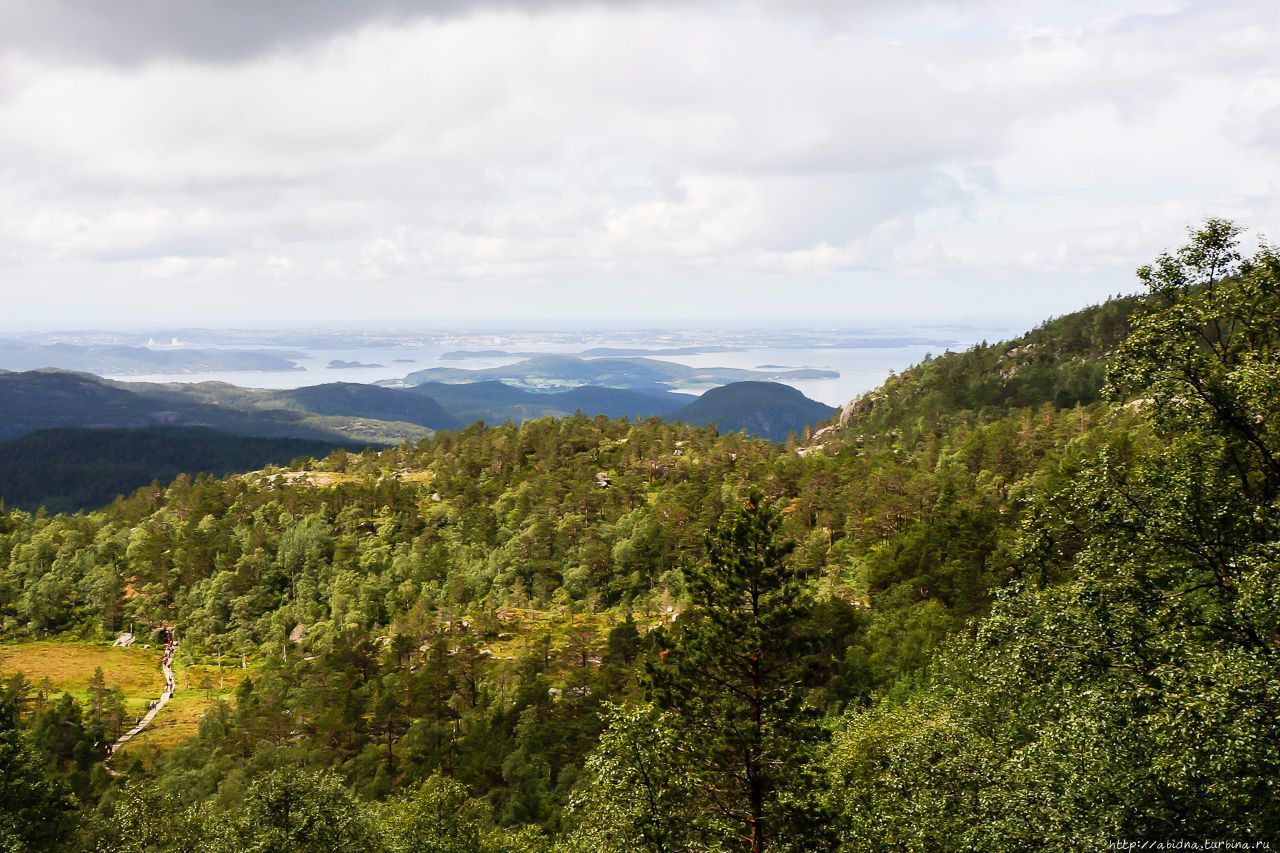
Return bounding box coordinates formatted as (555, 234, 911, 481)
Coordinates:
(106, 629, 176, 760)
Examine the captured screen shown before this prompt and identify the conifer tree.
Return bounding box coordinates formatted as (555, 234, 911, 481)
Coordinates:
(645, 491, 829, 852)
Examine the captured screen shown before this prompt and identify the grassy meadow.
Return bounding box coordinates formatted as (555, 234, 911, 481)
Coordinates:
(0, 640, 244, 761)
(0, 640, 162, 718)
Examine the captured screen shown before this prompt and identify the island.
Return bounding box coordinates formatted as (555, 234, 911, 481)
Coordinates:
(327, 360, 384, 369)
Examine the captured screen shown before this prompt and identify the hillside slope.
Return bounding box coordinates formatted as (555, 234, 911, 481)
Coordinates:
(0, 370, 433, 445)
(676, 381, 834, 441)
(822, 292, 1141, 444)
(406, 380, 689, 424)
(0, 427, 346, 513)
(273, 383, 458, 430)
(0, 369, 181, 440)
(0, 221, 1271, 848)
(1, 369, 828, 447)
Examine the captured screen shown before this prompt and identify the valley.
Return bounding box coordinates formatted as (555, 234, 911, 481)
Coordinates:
(0, 366, 837, 512)
(4, 223, 1275, 848)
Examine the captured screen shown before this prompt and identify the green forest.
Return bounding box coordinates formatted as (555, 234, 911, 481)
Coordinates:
(0, 221, 1276, 850)
(0, 427, 348, 514)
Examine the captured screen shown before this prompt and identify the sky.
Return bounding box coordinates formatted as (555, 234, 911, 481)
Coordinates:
(0, 0, 1276, 330)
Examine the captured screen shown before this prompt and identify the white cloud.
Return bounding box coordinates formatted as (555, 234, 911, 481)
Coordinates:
(0, 0, 1275, 327)
(143, 256, 194, 279)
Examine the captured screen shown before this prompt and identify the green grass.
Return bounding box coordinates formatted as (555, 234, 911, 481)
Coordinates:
(0, 640, 246, 759)
(0, 640, 162, 720)
(112, 660, 244, 759)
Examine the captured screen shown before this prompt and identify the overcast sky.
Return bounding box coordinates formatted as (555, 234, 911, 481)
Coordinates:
(0, 0, 1276, 330)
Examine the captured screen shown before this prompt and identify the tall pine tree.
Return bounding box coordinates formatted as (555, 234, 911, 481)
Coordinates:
(645, 491, 830, 852)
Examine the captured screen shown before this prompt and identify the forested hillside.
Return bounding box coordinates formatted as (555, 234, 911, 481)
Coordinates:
(403, 381, 689, 424)
(0, 427, 348, 514)
(0, 222, 1275, 850)
(677, 381, 835, 441)
(0, 371, 436, 445)
(831, 290, 1140, 441)
(0, 375, 833, 515)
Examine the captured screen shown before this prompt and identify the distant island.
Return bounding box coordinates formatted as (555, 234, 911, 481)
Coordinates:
(0, 340, 303, 375)
(387, 354, 839, 393)
(327, 360, 384, 369)
(577, 345, 742, 356)
(440, 349, 527, 360)
(441, 345, 744, 360)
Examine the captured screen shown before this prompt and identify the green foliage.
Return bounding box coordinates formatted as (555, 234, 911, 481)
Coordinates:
(0, 427, 346, 514)
(381, 773, 543, 853)
(5, 221, 1276, 848)
(836, 289, 1140, 445)
(0, 390, 1103, 840)
(644, 494, 830, 851)
(89, 785, 227, 852)
(235, 768, 378, 852)
(828, 220, 1280, 848)
(563, 703, 722, 852)
(0, 692, 77, 851)
(1108, 217, 1280, 500)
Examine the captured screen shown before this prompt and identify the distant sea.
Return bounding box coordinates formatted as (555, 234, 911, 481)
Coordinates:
(100, 327, 1021, 407)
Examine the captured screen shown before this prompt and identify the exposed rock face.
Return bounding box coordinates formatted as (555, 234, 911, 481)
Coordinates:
(838, 396, 861, 428)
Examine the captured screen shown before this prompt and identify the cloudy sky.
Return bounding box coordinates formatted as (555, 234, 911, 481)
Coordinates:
(0, 0, 1276, 330)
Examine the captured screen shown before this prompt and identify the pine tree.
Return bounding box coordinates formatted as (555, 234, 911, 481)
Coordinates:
(87, 666, 108, 739)
(645, 491, 830, 852)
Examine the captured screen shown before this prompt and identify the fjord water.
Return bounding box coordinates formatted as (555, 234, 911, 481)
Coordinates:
(100, 327, 1018, 406)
